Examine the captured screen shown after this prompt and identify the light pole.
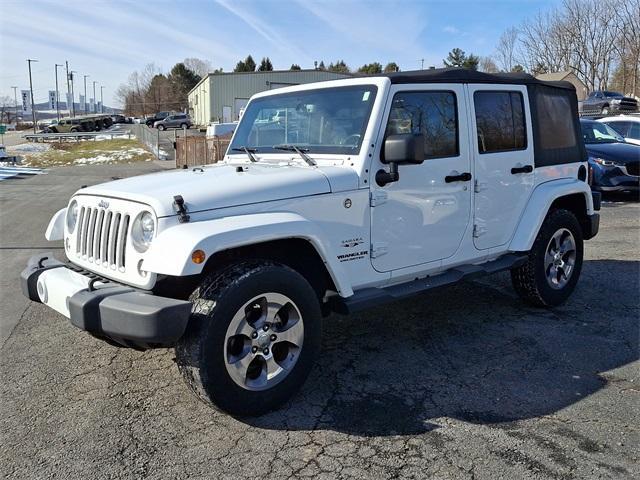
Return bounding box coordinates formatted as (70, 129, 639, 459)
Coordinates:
(83, 75, 90, 114)
(27, 59, 38, 133)
(69, 71, 77, 117)
(100, 86, 105, 113)
(55, 64, 63, 121)
(93, 81, 97, 113)
(11, 86, 18, 125)
(65, 61, 71, 117)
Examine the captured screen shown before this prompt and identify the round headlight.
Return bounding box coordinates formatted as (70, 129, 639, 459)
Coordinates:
(132, 211, 155, 252)
(67, 200, 79, 233)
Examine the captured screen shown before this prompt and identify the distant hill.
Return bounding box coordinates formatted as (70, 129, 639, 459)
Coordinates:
(29, 100, 122, 120)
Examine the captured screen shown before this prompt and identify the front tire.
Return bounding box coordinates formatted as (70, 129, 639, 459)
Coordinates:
(157, 124, 166, 131)
(176, 261, 322, 416)
(511, 209, 584, 307)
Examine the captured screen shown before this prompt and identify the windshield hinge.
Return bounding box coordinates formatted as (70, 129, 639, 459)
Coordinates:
(473, 224, 487, 238)
(474, 179, 488, 193)
(370, 190, 388, 207)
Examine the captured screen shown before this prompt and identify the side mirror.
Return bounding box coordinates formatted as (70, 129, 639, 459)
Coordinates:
(382, 133, 425, 165)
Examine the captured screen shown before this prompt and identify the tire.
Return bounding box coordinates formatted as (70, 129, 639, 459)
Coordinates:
(511, 209, 584, 307)
(176, 260, 322, 416)
(70, 128, 78, 132)
(180, 123, 189, 129)
(158, 124, 166, 131)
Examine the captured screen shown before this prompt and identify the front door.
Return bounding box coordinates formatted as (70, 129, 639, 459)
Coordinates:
(469, 85, 535, 250)
(370, 84, 472, 272)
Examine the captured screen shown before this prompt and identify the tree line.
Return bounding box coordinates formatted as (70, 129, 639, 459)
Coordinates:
(489, 0, 640, 95)
(115, 58, 210, 116)
(233, 55, 400, 74)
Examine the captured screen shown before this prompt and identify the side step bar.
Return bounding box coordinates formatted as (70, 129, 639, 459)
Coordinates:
(331, 253, 528, 315)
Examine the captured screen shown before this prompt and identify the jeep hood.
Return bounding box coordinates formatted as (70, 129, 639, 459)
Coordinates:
(77, 163, 358, 217)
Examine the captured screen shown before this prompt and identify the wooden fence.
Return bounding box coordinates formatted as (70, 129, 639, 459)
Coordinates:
(175, 135, 231, 168)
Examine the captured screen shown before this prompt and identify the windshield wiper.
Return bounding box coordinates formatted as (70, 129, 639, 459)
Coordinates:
(273, 144, 316, 166)
(232, 146, 258, 162)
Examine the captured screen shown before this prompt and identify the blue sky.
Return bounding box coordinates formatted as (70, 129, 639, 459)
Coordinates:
(0, 0, 557, 108)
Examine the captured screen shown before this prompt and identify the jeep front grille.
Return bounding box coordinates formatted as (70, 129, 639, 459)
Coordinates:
(76, 206, 130, 270)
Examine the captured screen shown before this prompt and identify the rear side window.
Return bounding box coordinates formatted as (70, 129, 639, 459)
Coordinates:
(534, 91, 578, 149)
(606, 122, 631, 136)
(474, 91, 526, 153)
(473, 91, 527, 153)
(629, 123, 640, 138)
(386, 91, 459, 159)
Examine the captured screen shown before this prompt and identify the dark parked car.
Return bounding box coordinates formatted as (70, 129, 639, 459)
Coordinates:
(581, 91, 638, 116)
(580, 119, 640, 193)
(145, 111, 172, 127)
(153, 113, 192, 130)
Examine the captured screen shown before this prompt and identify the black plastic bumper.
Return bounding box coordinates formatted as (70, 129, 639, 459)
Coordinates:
(21, 254, 192, 349)
(584, 213, 600, 240)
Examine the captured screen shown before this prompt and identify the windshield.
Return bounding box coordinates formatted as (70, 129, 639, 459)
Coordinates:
(229, 85, 378, 156)
(581, 122, 625, 144)
(603, 91, 622, 98)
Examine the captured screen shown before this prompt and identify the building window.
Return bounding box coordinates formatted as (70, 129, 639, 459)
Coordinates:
(385, 91, 459, 159)
(474, 91, 526, 154)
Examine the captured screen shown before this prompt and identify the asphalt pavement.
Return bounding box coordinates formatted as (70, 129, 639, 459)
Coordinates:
(0, 165, 638, 479)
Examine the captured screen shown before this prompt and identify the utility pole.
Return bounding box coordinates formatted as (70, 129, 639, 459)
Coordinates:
(65, 61, 71, 117)
(421, 58, 424, 70)
(69, 71, 77, 117)
(83, 75, 89, 114)
(93, 81, 97, 113)
(100, 85, 105, 113)
(27, 59, 38, 133)
(55, 64, 63, 121)
(11, 86, 18, 126)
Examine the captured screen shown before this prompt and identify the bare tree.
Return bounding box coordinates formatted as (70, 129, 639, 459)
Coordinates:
(183, 58, 213, 78)
(495, 27, 519, 72)
(479, 56, 500, 73)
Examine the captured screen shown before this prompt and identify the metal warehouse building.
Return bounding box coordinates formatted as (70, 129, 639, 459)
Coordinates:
(187, 70, 352, 126)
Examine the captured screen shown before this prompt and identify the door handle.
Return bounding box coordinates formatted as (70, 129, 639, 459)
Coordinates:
(445, 172, 472, 183)
(511, 165, 533, 174)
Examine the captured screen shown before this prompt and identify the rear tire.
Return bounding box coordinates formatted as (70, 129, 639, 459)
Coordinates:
(158, 125, 166, 131)
(180, 123, 188, 129)
(511, 209, 584, 307)
(176, 260, 322, 416)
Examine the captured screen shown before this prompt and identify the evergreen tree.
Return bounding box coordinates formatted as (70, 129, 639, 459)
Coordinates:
(234, 55, 257, 72)
(511, 64, 525, 73)
(290, 64, 302, 70)
(328, 60, 350, 73)
(318, 61, 326, 71)
(443, 48, 479, 70)
(258, 57, 274, 71)
(358, 62, 383, 75)
(383, 62, 400, 73)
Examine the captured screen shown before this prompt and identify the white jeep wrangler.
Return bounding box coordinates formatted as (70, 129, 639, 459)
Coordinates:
(22, 69, 600, 416)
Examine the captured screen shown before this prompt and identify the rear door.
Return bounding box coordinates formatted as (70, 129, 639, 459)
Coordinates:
(469, 85, 534, 250)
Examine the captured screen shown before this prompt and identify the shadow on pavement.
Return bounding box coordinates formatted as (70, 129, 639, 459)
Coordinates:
(247, 260, 639, 436)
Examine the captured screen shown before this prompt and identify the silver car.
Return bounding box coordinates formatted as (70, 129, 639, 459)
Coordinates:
(154, 114, 192, 130)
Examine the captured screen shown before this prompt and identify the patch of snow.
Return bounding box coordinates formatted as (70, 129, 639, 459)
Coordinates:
(7, 143, 51, 153)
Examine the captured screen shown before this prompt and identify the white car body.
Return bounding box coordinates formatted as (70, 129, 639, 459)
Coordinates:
(597, 115, 640, 146)
(35, 74, 597, 331)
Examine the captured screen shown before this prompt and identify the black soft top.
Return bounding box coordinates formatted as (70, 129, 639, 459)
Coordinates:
(383, 67, 585, 167)
(384, 67, 575, 91)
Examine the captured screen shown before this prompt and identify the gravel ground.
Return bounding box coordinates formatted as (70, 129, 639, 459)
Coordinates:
(0, 166, 638, 480)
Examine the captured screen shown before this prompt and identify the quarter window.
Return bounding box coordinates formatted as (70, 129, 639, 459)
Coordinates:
(385, 91, 459, 159)
(474, 91, 526, 154)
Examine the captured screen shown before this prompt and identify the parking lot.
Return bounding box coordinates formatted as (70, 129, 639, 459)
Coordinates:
(0, 164, 638, 479)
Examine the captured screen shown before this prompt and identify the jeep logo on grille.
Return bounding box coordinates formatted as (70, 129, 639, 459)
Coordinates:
(98, 200, 109, 209)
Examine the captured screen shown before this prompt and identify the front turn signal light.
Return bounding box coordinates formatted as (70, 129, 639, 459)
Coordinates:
(192, 250, 206, 264)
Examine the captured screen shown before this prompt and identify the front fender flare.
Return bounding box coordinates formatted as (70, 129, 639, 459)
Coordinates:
(509, 178, 594, 252)
(142, 212, 354, 297)
(45, 208, 66, 241)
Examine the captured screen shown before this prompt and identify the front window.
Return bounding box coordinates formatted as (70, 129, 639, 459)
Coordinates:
(581, 121, 625, 144)
(229, 85, 378, 155)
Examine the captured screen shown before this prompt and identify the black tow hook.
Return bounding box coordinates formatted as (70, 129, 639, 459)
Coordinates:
(173, 195, 190, 223)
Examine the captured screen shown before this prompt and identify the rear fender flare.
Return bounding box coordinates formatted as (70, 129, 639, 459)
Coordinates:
(509, 179, 594, 252)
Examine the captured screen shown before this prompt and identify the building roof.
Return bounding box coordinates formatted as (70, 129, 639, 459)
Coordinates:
(205, 68, 355, 77)
(535, 71, 575, 82)
(384, 68, 576, 90)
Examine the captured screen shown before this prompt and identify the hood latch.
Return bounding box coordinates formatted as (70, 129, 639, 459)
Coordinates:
(173, 195, 190, 223)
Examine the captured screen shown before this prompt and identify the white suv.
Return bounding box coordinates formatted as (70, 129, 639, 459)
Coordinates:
(22, 69, 600, 416)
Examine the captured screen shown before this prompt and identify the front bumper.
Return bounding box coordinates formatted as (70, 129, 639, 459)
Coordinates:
(21, 253, 191, 349)
(590, 163, 640, 192)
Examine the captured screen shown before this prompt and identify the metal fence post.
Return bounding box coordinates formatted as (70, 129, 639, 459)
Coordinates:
(156, 128, 160, 159)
